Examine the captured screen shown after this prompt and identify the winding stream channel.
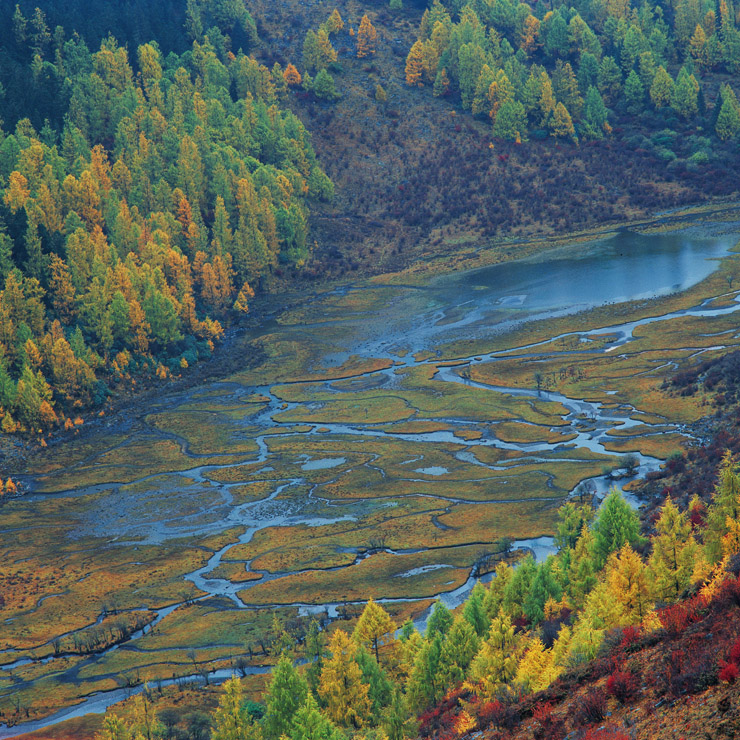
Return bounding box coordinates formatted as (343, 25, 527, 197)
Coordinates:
(2, 217, 740, 736)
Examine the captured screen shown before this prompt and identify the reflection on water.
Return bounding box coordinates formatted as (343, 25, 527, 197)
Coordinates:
(357, 223, 740, 355)
(451, 228, 735, 311)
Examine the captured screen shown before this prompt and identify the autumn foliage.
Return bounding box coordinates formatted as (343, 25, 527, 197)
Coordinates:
(403, 0, 739, 146)
(0, 33, 332, 434)
(356, 15, 377, 58)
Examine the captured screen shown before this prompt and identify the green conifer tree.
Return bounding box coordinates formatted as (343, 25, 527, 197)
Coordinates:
(648, 497, 698, 600)
(624, 69, 645, 113)
(593, 489, 642, 567)
(263, 655, 309, 739)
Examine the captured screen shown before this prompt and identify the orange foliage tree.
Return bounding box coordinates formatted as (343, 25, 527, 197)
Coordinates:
(356, 15, 378, 57)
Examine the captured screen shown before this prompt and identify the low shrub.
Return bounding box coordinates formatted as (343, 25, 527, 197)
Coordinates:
(620, 625, 641, 649)
(606, 670, 638, 704)
(478, 699, 520, 730)
(719, 660, 739, 684)
(579, 728, 631, 740)
(659, 595, 705, 636)
(532, 701, 565, 740)
(574, 688, 607, 725)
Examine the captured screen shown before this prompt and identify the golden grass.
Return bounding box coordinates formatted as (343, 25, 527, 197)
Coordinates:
(493, 421, 578, 445)
(33, 439, 246, 493)
(147, 411, 261, 455)
(133, 603, 292, 652)
(602, 433, 689, 459)
(239, 549, 473, 605)
(229, 498, 556, 572)
(248, 545, 358, 574)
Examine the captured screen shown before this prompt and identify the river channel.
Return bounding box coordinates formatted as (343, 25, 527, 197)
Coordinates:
(2, 216, 740, 736)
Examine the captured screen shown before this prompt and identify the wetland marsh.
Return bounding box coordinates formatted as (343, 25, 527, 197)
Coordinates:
(3, 213, 740, 736)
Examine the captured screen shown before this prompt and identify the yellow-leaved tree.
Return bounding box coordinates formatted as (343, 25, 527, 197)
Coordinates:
(352, 598, 398, 666)
(357, 15, 378, 57)
(319, 629, 371, 728)
(647, 497, 698, 601)
(705, 452, 740, 562)
(324, 9, 344, 35)
(212, 677, 260, 740)
(405, 41, 424, 87)
(514, 636, 560, 692)
(469, 609, 519, 697)
(606, 544, 651, 622)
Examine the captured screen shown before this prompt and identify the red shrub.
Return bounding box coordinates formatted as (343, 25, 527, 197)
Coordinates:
(532, 701, 565, 740)
(532, 701, 553, 723)
(478, 699, 519, 730)
(478, 700, 502, 728)
(719, 660, 739, 684)
(659, 596, 705, 635)
(729, 637, 740, 664)
(574, 688, 607, 725)
(689, 501, 706, 529)
(666, 640, 720, 696)
(715, 574, 740, 606)
(417, 708, 439, 736)
(513, 615, 529, 630)
(620, 625, 641, 648)
(606, 670, 638, 704)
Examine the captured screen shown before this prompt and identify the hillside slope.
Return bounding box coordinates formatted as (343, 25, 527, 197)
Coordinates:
(445, 579, 740, 740)
(249, 0, 740, 281)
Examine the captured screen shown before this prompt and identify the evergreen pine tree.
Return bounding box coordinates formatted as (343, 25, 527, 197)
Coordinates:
(264, 655, 309, 739)
(438, 615, 480, 688)
(593, 489, 642, 567)
(624, 69, 645, 113)
(425, 601, 453, 638)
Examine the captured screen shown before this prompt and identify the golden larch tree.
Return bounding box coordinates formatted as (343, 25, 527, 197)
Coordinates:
(606, 544, 651, 622)
(48, 255, 77, 324)
(405, 40, 424, 86)
(283, 63, 302, 87)
(647, 496, 698, 601)
(233, 281, 254, 313)
(520, 14, 541, 54)
(325, 9, 344, 35)
(357, 14, 378, 57)
(689, 24, 708, 65)
(352, 598, 397, 665)
(514, 637, 560, 692)
(319, 629, 371, 728)
(469, 609, 519, 697)
(550, 101, 577, 141)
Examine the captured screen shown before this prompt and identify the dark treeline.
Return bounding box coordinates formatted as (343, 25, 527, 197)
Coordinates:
(0, 0, 258, 130)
